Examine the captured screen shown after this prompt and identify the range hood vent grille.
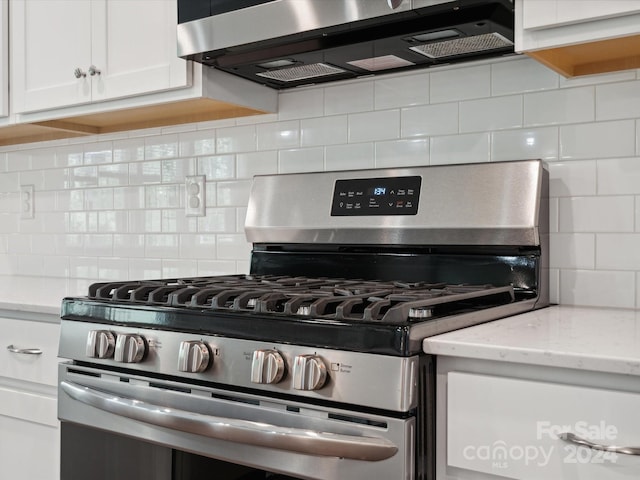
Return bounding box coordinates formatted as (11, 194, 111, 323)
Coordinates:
(256, 63, 348, 83)
(409, 32, 513, 59)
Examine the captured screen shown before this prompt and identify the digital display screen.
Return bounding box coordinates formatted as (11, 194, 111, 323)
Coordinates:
(331, 176, 421, 216)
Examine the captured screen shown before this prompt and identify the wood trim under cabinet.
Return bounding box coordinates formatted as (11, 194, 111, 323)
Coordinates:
(526, 34, 640, 77)
(0, 97, 268, 147)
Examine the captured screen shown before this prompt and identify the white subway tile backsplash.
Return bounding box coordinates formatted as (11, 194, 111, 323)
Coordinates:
(596, 80, 640, 121)
(430, 65, 490, 103)
(216, 125, 256, 154)
(145, 184, 180, 209)
(197, 260, 238, 276)
(460, 95, 522, 133)
(597, 234, 640, 270)
(300, 116, 348, 147)
(43, 256, 70, 278)
(560, 120, 636, 160)
(524, 87, 595, 126)
(560, 269, 635, 308)
(375, 139, 429, 168)
(161, 158, 194, 183)
(549, 233, 595, 269)
(401, 103, 458, 138)
(558, 196, 634, 232)
(196, 208, 236, 233)
(84, 142, 113, 165)
(491, 127, 558, 162)
(237, 151, 279, 179)
(278, 88, 324, 120)
(97, 164, 129, 187)
(597, 157, 640, 195)
(83, 234, 113, 256)
(548, 161, 597, 197)
(144, 134, 179, 160)
(256, 121, 300, 150)
(129, 161, 162, 185)
(217, 234, 252, 260)
(145, 234, 180, 258)
(216, 180, 252, 206)
(325, 143, 375, 171)
(179, 234, 216, 259)
(491, 58, 559, 95)
(430, 133, 490, 165)
(178, 129, 216, 157)
(0, 55, 639, 309)
(198, 155, 235, 180)
(279, 148, 325, 173)
(112, 138, 145, 163)
(114, 234, 145, 258)
(348, 110, 400, 143)
(325, 81, 374, 115)
(85, 188, 114, 210)
(129, 258, 162, 279)
(98, 257, 130, 281)
(374, 72, 429, 110)
(69, 256, 99, 279)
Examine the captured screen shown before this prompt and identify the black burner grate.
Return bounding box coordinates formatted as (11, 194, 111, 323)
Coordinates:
(87, 275, 515, 325)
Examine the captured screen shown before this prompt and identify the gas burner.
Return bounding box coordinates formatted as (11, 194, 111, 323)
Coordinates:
(86, 275, 515, 325)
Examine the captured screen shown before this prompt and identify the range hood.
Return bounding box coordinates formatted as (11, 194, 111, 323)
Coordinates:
(177, 0, 514, 89)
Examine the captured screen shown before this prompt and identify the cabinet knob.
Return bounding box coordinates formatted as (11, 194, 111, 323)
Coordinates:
(89, 65, 101, 76)
(251, 349, 285, 384)
(177, 341, 211, 373)
(293, 354, 327, 391)
(114, 334, 146, 363)
(387, 0, 404, 9)
(74, 67, 87, 78)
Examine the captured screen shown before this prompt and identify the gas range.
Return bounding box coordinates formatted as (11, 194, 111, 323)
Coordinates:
(57, 160, 549, 480)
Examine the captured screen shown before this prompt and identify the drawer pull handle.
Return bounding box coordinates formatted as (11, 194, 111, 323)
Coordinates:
(560, 432, 640, 456)
(7, 344, 43, 355)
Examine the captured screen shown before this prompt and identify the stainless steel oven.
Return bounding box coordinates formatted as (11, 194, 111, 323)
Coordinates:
(58, 160, 548, 480)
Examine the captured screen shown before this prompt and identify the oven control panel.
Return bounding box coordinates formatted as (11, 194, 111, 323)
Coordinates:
(331, 175, 421, 216)
(61, 321, 417, 412)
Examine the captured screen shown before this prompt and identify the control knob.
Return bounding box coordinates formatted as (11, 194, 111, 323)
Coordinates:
(251, 349, 285, 384)
(86, 330, 115, 359)
(293, 354, 327, 391)
(178, 341, 211, 373)
(114, 334, 146, 363)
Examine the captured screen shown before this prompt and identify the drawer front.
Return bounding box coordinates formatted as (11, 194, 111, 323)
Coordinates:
(0, 317, 60, 386)
(447, 372, 640, 479)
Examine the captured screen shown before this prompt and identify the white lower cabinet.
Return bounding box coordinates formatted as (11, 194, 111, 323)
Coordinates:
(437, 358, 640, 479)
(1, 316, 60, 480)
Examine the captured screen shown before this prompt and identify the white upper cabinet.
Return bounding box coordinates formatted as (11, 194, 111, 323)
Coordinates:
(521, 0, 640, 31)
(1, 0, 8, 119)
(11, 0, 188, 113)
(516, 0, 640, 76)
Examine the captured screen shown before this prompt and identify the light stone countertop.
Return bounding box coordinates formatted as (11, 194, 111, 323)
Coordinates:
(423, 305, 640, 376)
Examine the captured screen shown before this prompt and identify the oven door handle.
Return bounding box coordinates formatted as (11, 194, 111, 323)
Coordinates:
(60, 381, 398, 461)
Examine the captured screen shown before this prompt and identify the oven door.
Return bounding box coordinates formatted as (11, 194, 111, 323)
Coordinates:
(58, 363, 414, 480)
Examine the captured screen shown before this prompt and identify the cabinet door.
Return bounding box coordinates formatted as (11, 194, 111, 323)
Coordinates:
(446, 372, 640, 479)
(11, 0, 93, 113)
(0, 394, 59, 480)
(1, 0, 7, 118)
(523, 0, 640, 30)
(90, 0, 189, 102)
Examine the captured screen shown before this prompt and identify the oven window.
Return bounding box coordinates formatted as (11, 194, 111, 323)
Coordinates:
(61, 423, 301, 480)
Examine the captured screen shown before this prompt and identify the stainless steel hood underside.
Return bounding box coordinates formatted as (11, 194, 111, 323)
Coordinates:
(177, 0, 514, 89)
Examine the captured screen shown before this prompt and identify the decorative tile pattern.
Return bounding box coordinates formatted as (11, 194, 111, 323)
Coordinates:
(0, 56, 638, 307)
